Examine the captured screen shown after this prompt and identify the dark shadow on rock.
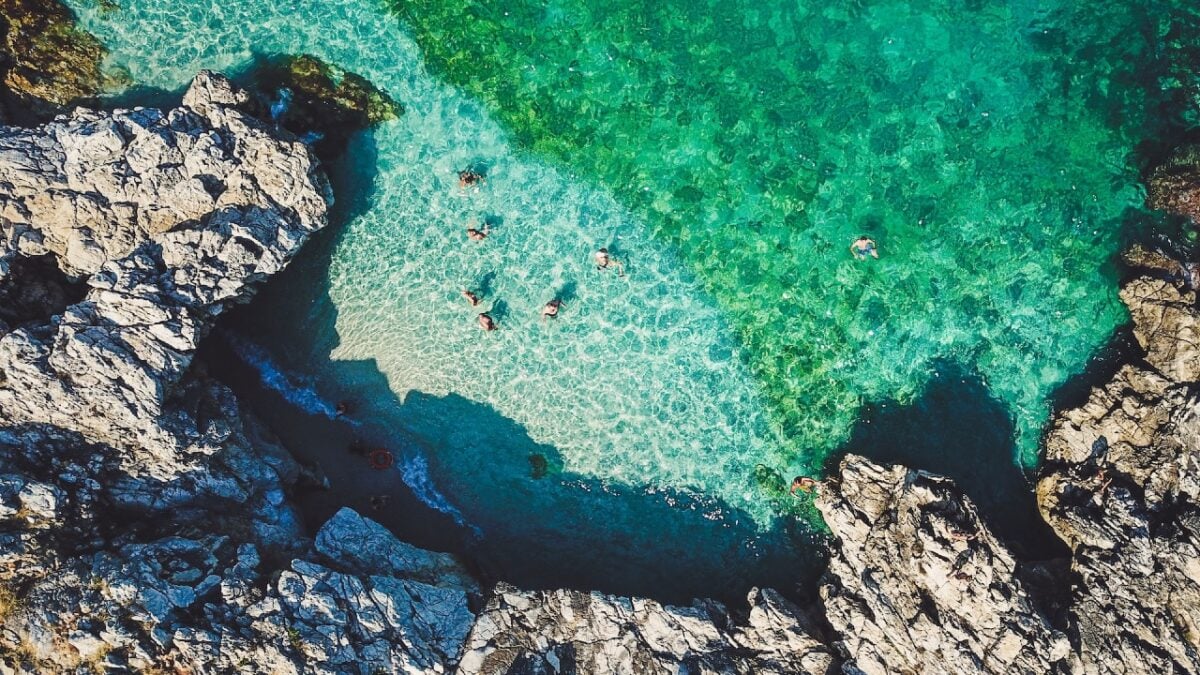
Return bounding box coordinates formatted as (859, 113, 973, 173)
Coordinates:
(0, 254, 86, 328)
(98, 84, 185, 114)
(830, 360, 1067, 562)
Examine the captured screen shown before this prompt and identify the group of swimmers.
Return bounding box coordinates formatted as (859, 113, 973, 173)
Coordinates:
(456, 168, 627, 331)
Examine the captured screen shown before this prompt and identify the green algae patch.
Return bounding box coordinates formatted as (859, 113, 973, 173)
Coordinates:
(254, 54, 401, 156)
(382, 0, 1199, 470)
(0, 0, 106, 124)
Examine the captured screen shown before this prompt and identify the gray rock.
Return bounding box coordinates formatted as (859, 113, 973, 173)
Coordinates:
(316, 507, 479, 595)
(1120, 276, 1200, 383)
(817, 455, 1069, 675)
(1038, 267, 1200, 673)
(457, 583, 837, 675)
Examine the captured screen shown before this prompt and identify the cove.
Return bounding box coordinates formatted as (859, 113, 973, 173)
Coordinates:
(67, 0, 828, 600)
(64, 0, 1198, 598)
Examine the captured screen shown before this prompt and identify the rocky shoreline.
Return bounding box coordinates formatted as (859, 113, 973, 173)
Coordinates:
(0, 33, 1197, 675)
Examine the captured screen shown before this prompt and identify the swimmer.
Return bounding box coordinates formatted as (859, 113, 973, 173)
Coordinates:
(477, 312, 497, 331)
(541, 298, 565, 320)
(466, 218, 490, 241)
(347, 438, 369, 456)
(595, 247, 625, 276)
(790, 476, 818, 495)
(462, 289, 481, 306)
(335, 400, 350, 417)
(850, 236, 879, 260)
(369, 495, 391, 511)
(458, 168, 484, 189)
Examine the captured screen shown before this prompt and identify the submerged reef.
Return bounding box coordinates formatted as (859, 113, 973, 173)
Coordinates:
(0, 0, 105, 125)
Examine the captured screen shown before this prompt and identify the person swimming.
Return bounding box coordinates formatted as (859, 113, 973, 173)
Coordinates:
(458, 168, 484, 189)
(541, 298, 565, 320)
(595, 247, 625, 275)
(790, 476, 817, 495)
(477, 312, 497, 331)
(850, 236, 879, 260)
(467, 222, 490, 241)
(462, 289, 481, 306)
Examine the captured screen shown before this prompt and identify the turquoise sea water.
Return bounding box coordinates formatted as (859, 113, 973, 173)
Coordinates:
(68, 0, 1199, 596)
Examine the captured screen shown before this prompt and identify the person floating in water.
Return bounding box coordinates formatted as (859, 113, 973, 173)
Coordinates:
(850, 236, 879, 260)
(461, 289, 481, 306)
(466, 222, 490, 241)
(458, 168, 484, 189)
(477, 312, 497, 331)
(541, 298, 565, 320)
(595, 247, 625, 276)
(369, 495, 390, 511)
(790, 476, 818, 495)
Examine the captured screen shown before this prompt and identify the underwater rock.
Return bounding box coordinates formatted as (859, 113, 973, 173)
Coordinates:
(1147, 144, 1200, 225)
(0, 0, 105, 125)
(252, 54, 401, 158)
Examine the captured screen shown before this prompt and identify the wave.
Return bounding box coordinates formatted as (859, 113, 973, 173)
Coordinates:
(222, 332, 480, 536)
(398, 454, 480, 537)
(221, 332, 342, 420)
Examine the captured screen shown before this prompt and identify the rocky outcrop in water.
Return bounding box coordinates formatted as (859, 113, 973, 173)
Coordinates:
(0, 70, 334, 672)
(1148, 143, 1200, 225)
(816, 456, 1069, 674)
(1035, 246, 1200, 674)
(253, 54, 401, 157)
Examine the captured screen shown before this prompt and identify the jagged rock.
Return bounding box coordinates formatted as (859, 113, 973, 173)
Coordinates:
(0, 70, 330, 279)
(457, 584, 837, 675)
(817, 455, 1068, 675)
(1120, 277, 1200, 382)
(0, 72, 327, 671)
(315, 507, 480, 595)
(1039, 267, 1200, 674)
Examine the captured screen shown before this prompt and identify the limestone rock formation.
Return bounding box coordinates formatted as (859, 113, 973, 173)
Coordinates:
(458, 585, 837, 675)
(816, 456, 1069, 675)
(0, 70, 334, 672)
(1038, 252, 1200, 674)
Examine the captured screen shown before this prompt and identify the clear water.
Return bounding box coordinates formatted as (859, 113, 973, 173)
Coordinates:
(67, 0, 1198, 596)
